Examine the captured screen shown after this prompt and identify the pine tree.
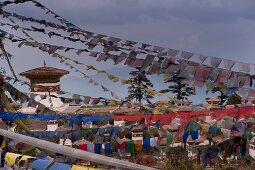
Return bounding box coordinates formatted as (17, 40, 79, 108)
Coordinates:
(127, 69, 154, 104)
(227, 94, 241, 105)
(160, 75, 194, 100)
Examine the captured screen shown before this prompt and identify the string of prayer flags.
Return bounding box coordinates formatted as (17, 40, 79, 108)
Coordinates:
(2, 4, 255, 79)
(168, 49, 179, 58)
(83, 96, 91, 104)
(16, 40, 122, 99)
(180, 51, 193, 60)
(224, 59, 236, 70)
(197, 54, 208, 63)
(238, 62, 250, 73)
(2, 1, 255, 95)
(2, 10, 255, 78)
(140, 54, 155, 71)
(91, 98, 101, 105)
(5, 31, 162, 97)
(210, 57, 222, 68)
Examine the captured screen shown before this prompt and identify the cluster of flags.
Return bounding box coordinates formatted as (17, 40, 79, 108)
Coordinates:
(1, 0, 255, 100)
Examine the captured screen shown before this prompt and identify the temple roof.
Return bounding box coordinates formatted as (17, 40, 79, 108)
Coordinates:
(19, 66, 69, 77)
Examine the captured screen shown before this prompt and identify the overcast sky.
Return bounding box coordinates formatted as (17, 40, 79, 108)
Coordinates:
(35, 0, 255, 60)
(1, 0, 255, 103)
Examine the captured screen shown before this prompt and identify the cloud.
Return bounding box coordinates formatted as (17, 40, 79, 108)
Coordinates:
(179, 32, 204, 46)
(6, 0, 255, 26)
(30, 0, 255, 25)
(1, 0, 255, 103)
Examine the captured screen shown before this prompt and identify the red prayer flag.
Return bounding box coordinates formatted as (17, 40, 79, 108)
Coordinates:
(83, 96, 91, 104)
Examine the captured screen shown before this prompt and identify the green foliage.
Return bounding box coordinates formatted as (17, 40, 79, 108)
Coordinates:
(227, 94, 242, 105)
(127, 69, 154, 104)
(160, 75, 194, 100)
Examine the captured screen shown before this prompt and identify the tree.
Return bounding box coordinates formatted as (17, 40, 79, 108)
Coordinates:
(227, 94, 241, 105)
(127, 69, 154, 104)
(160, 75, 194, 100)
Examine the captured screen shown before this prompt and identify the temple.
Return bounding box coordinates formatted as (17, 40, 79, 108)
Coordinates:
(18, 63, 70, 111)
(19, 62, 69, 94)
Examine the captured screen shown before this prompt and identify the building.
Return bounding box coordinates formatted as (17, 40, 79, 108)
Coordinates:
(19, 62, 69, 94)
(19, 63, 71, 111)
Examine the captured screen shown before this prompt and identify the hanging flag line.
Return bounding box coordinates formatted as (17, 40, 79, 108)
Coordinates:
(1, 8, 255, 76)
(0, 19, 136, 98)
(0, 25, 165, 97)
(0, 0, 32, 8)
(30, 0, 255, 74)
(0, 9, 135, 53)
(0, 21, 89, 44)
(0, 30, 122, 100)
(2, 28, 255, 99)
(1, 9, 254, 88)
(1, 3, 255, 99)
(3, 80, 60, 114)
(0, 18, 164, 98)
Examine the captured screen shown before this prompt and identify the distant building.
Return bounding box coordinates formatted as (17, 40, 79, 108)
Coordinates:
(19, 63, 70, 110)
(19, 62, 69, 94)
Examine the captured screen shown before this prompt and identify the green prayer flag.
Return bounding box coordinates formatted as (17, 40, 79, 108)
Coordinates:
(72, 144, 77, 148)
(167, 134, 173, 144)
(215, 128, 222, 136)
(187, 122, 199, 132)
(126, 140, 136, 154)
(244, 131, 253, 140)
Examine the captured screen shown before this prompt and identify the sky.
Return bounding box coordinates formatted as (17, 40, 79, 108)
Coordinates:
(1, 0, 255, 104)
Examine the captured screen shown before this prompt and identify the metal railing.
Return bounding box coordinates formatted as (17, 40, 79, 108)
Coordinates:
(0, 129, 158, 170)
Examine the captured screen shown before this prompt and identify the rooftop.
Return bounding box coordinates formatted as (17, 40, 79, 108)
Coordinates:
(19, 66, 69, 77)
